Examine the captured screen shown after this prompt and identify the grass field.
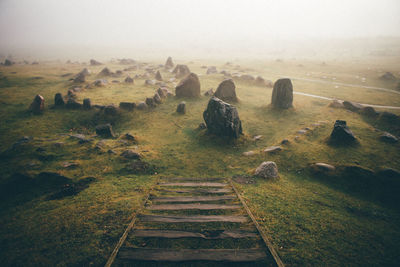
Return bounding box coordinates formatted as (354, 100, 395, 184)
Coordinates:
(0, 57, 399, 266)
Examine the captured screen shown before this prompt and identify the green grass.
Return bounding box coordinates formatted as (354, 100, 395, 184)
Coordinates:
(0, 57, 399, 266)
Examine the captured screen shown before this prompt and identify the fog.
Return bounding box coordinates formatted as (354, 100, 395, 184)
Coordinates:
(0, 0, 399, 60)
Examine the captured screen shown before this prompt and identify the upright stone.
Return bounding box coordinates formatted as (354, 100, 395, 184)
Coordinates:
(271, 78, 293, 109)
(173, 64, 191, 78)
(95, 124, 115, 138)
(175, 73, 201, 98)
(29, 95, 45, 114)
(214, 79, 238, 102)
(83, 98, 91, 109)
(165, 57, 174, 69)
(124, 76, 134, 83)
(54, 93, 65, 107)
(176, 102, 186, 114)
(329, 120, 356, 144)
(155, 70, 163, 81)
(203, 97, 242, 138)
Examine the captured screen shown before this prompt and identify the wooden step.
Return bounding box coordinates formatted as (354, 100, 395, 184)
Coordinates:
(118, 248, 268, 262)
(131, 229, 259, 239)
(147, 203, 240, 210)
(157, 188, 232, 194)
(152, 195, 236, 203)
(139, 214, 248, 223)
(158, 182, 228, 187)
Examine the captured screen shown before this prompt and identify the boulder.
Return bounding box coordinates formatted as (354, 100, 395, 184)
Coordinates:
(99, 67, 112, 76)
(255, 161, 279, 179)
(54, 93, 65, 107)
(240, 74, 255, 81)
(329, 100, 344, 108)
(206, 66, 218, 74)
(83, 98, 91, 109)
(380, 72, 396, 81)
(145, 79, 156, 86)
(204, 88, 214, 96)
(153, 93, 162, 104)
(175, 73, 201, 98)
(93, 79, 107, 87)
(155, 70, 163, 81)
(379, 111, 400, 125)
(343, 101, 363, 112)
(65, 98, 82, 109)
(329, 120, 356, 144)
(173, 64, 191, 78)
(120, 149, 141, 159)
(361, 106, 378, 117)
(136, 101, 148, 110)
(145, 97, 156, 108)
(79, 68, 91, 76)
(176, 101, 186, 114)
(73, 72, 86, 83)
(104, 105, 119, 116)
(271, 78, 293, 109)
(29, 95, 45, 114)
(119, 102, 135, 111)
(203, 97, 242, 138)
(214, 79, 238, 102)
(90, 59, 102, 66)
(95, 124, 115, 138)
(380, 132, 398, 143)
(124, 76, 134, 83)
(122, 133, 136, 142)
(165, 57, 174, 69)
(157, 87, 167, 98)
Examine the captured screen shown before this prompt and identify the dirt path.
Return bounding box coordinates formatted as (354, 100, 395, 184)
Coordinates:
(107, 177, 283, 266)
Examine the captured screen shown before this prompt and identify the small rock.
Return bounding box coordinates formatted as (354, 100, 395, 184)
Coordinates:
(255, 161, 279, 179)
(119, 102, 135, 111)
(123, 133, 136, 142)
(297, 129, 307, 134)
(157, 87, 167, 98)
(124, 76, 134, 83)
(104, 105, 119, 116)
(65, 98, 82, 109)
(155, 70, 163, 81)
(380, 132, 398, 143)
(204, 88, 214, 96)
(281, 139, 290, 145)
(120, 149, 141, 159)
(263, 146, 282, 153)
(361, 106, 378, 117)
(176, 101, 186, 114)
(310, 163, 336, 173)
(253, 135, 262, 141)
(95, 124, 115, 138)
(328, 100, 344, 108)
(136, 101, 148, 110)
(145, 79, 156, 86)
(198, 123, 207, 130)
(62, 162, 80, 168)
(206, 66, 218, 74)
(243, 151, 255, 156)
(153, 93, 162, 104)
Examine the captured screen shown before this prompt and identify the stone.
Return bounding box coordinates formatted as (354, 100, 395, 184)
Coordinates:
(155, 70, 163, 81)
(343, 101, 363, 112)
(115, 70, 123, 76)
(157, 87, 167, 98)
(124, 76, 134, 83)
(123, 133, 136, 142)
(198, 122, 207, 129)
(203, 96, 242, 138)
(65, 98, 82, 109)
(271, 78, 293, 109)
(95, 123, 115, 138)
(145, 79, 156, 86)
(145, 97, 156, 108)
(176, 101, 186, 114)
(120, 149, 141, 159)
(263, 146, 282, 153)
(83, 98, 91, 109)
(78, 68, 91, 76)
(73, 72, 86, 83)
(379, 112, 400, 125)
(361, 106, 378, 117)
(243, 151, 255, 156)
(175, 73, 201, 98)
(173, 64, 191, 78)
(380, 72, 396, 81)
(329, 100, 344, 108)
(4, 59, 14, 66)
(119, 102, 135, 111)
(104, 105, 119, 116)
(93, 79, 107, 87)
(54, 93, 65, 107)
(310, 163, 336, 173)
(329, 120, 356, 144)
(206, 66, 218, 74)
(137, 101, 148, 110)
(90, 59, 102, 66)
(376, 168, 400, 178)
(99, 67, 112, 76)
(281, 139, 290, 145)
(240, 74, 255, 81)
(214, 79, 238, 102)
(165, 57, 174, 69)
(204, 88, 214, 96)
(253, 135, 262, 141)
(255, 76, 267, 86)
(70, 134, 87, 142)
(380, 132, 398, 143)
(29, 94, 45, 114)
(67, 89, 76, 99)
(255, 161, 279, 179)
(153, 93, 162, 104)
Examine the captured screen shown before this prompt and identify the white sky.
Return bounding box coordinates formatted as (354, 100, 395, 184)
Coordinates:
(0, 0, 399, 59)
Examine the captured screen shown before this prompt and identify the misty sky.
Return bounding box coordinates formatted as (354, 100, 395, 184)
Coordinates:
(0, 0, 399, 59)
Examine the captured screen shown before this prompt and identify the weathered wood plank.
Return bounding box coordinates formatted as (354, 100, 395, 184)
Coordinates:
(157, 188, 232, 194)
(152, 195, 236, 203)
(131, 229, 259, 239)
(118, 248, 267, 262)
(139, 214, 248, 223)
(147, 203, 240, 210)
(158, 182, 228, 187)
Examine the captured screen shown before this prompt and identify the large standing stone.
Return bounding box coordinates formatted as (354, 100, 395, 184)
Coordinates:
(271, 78, 293, 109)
(155, 70, 163, 81)
(95, 124, 115, 138)
(255, 161, 279, 179)
(173, 64, 191, 78)
(54, 93, 65, 107)
(175, 73, 201, 98)
(74, 72, 86, 83)
(329, 120, 356, 144)
(29, 95, 45, 114)
(203, 97, 242, 138)
(214, 79, 238, 102)
(165, 57, 174, 69)
(90, 59, 102, 66)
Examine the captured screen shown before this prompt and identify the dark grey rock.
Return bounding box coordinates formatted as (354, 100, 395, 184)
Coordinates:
(104, 105, 119, 116)
(65, 98, 82, 109)
(271, 78, 293, 109)
(175, 73, 201, 98)
(83, 98, 91, 109)
(145, 97, 156, 108)
(95, 124, 115, 138)
(29, 95, 45, 114)
(329, 120, 356, 144)
(380, 132, 398, 143)
(153, 93, 162, 104)
(214, 79, 237, 102)
(124, 76, 134, 83)
(136, 101, 148, 110)
(176, 101, 186, 114)
(54, 93, 65, 107)
(119, 102, 135, 111)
